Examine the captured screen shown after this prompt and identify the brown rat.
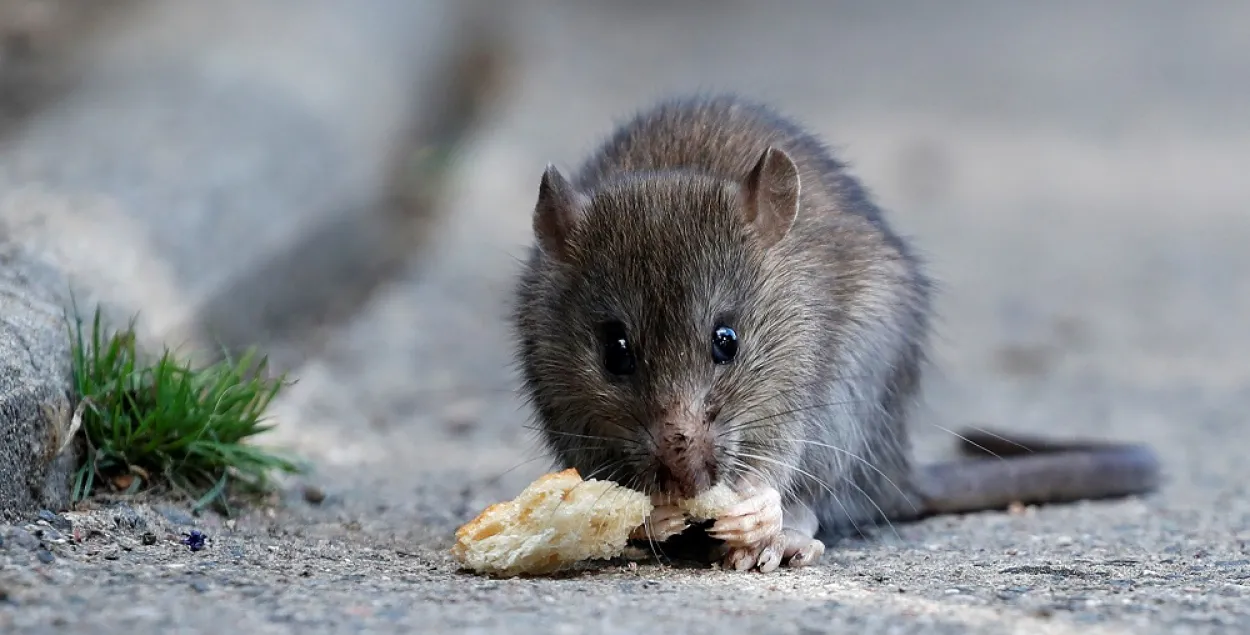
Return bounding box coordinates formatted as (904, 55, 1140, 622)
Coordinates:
(511, 93, 1160, 572)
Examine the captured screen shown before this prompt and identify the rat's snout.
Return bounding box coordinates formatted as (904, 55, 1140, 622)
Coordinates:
(653, 406, 719, 499)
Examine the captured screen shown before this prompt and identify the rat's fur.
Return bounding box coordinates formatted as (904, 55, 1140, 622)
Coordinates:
(512, 94, 1158, 547)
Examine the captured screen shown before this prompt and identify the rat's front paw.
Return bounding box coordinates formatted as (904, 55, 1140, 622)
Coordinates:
(720, 528, 826, 573)
(706, 485, 785, 572)
(723, 535, 784, 572)
(705, 486, 827, 573)
(630, 504, 689, 543)
(780, 529, 825, 568)
(706, 485, 783, 547)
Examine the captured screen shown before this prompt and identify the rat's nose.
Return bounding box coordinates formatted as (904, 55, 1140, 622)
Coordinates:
(654, 429, 718, 500)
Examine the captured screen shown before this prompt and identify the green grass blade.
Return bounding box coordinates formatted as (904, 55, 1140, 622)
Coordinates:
(65, 303, 304, 514)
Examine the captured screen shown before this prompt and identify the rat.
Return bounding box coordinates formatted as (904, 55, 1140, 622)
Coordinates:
(510, 93, 1160, 573)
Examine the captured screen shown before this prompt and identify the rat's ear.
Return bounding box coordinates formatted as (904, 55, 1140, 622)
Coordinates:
(533, 164, 586, 260)
(741, 146, 800, 248)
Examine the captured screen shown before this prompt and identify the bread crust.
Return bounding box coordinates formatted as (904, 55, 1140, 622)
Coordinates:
(452, 468, 653, 577)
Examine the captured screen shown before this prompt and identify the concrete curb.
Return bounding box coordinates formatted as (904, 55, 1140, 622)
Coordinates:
(0, 241, 77, 522)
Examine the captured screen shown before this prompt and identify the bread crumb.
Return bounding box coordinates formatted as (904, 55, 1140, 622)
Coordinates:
(452, 468, 653, 577)
(677, 483, 740, 521)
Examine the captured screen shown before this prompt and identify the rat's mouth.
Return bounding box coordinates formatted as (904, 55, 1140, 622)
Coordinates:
(653, 461, 717, 500)
(652, 429, 720, 499)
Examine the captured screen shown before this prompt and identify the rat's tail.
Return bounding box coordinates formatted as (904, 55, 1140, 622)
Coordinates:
(914, 428, 1162, 516)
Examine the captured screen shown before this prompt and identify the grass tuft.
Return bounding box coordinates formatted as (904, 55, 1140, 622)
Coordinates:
(66, 302, 304, 515)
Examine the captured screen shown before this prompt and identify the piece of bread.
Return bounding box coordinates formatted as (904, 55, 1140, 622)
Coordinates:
(452, 468, 653, 577)
(676, 482, 740, 521)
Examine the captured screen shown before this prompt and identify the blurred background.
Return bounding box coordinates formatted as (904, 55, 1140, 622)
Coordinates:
(3, 0, 1248, 519)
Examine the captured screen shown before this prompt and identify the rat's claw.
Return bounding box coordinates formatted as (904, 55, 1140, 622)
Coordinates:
(719, 528, 825, 572)
(707, 486, 827, 573)
(630, 504, 689, 543)
(722, 532, 785, 573)
(707, 485, 789, 573)
(726, 543, 762, 571)
(756, 537, 786, 572)
(780, 529, 825, 568)
(706, 486, 783, 547)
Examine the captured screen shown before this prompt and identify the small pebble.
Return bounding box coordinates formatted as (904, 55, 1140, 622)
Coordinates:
(141, 532, 158, 546)
(37, 510, 72, 532)
(302, 485, 327, 505)
(181, 530, 207, 552)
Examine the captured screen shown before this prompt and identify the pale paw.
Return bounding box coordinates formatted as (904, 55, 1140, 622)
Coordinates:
(724, 542, 765, 572)
(706, 486, 783, 547)
(718, 528, 825, 573)
(780, 529, 825, 569)
(630, 504, 689, 543)
(722, 533, 786, 573)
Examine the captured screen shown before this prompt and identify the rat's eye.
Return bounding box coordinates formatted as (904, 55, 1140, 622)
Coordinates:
(598, 320, 636, 376)
(711, 325, 739, 365)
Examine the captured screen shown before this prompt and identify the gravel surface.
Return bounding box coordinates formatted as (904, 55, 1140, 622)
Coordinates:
(3, 2, 1249, 633)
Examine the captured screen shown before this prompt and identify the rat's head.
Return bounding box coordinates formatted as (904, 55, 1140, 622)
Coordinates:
(514, 147, 821, 500)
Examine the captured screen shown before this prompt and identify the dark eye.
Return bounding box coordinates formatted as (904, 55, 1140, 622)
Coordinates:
(598, 320, 636, 376)
(711, 325, 739, 365)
